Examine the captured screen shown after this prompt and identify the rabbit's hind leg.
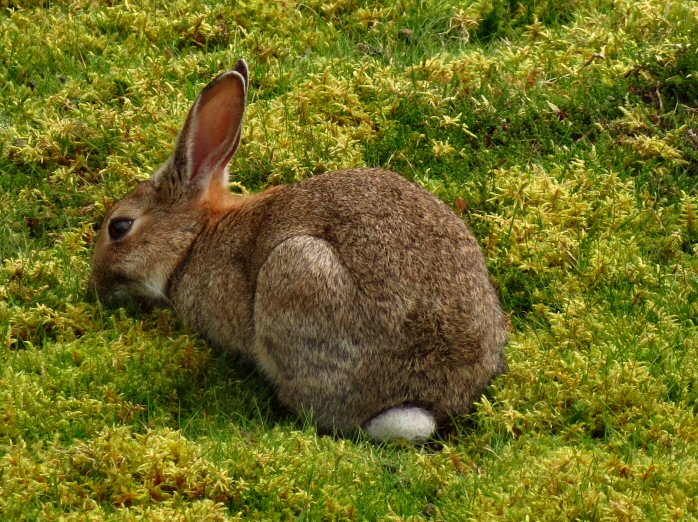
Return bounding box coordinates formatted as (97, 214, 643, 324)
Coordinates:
(253, 235, 366, 432)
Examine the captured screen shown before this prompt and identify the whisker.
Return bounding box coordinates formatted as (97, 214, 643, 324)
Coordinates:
(144, 281, 179, 314)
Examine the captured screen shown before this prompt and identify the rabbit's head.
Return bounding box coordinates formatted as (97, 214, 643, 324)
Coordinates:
(90, 60, 249, 305)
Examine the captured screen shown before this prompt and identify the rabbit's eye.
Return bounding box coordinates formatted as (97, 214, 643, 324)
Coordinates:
(108, 218, 134, 241)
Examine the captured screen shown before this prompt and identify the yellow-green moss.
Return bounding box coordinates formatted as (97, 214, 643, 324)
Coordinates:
(1, 0, 696, 519)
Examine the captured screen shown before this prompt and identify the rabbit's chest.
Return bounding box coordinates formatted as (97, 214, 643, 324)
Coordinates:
(169, 254, 256, 355)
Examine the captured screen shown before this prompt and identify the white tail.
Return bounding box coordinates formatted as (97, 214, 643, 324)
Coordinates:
(364, 407, 436, 441)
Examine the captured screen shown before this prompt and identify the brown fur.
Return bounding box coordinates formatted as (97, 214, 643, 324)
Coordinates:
(91, 60, 508, 435)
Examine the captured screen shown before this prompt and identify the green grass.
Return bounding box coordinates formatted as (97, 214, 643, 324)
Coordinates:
(1, 0, 697, 519)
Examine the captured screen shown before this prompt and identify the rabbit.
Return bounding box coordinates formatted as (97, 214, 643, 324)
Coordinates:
(91, 59, 508, 441)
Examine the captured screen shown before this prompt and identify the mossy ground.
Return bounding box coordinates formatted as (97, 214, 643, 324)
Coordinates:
(1, 0, 697, 520)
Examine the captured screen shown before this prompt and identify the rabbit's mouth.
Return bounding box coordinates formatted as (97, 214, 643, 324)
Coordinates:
(103, 283, 137, 307)
(94, 286, 161, 317)
(89, 271, 167, 310)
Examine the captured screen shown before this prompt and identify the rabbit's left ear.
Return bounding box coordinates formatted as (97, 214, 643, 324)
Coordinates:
(160, 60, 249, 203)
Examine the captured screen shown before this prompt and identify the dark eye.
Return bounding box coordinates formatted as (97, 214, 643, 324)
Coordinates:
(108, 218, 134, 241)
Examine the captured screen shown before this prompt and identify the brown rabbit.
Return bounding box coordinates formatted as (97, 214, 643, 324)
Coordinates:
(91, 59, 508, 441)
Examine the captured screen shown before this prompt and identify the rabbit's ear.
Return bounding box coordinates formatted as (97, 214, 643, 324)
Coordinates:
(227, 59, 249, 157)
(234, 58, 249, 92)
(165, 61, 248, 201)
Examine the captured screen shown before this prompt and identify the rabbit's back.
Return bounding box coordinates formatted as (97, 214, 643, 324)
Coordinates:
(260, 169, 500, 324)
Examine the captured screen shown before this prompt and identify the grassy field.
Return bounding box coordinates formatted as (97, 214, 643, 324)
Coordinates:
(1, 0, 697, 519)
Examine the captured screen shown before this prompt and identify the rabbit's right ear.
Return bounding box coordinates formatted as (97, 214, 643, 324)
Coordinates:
(155, 60, 249, 204)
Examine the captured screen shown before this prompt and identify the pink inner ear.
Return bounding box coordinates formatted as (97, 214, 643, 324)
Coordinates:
(189, 75, 245, 185)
